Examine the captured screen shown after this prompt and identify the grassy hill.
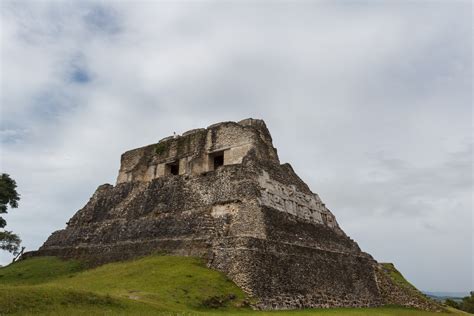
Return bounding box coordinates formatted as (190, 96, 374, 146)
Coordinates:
(0, 255, 464, 315)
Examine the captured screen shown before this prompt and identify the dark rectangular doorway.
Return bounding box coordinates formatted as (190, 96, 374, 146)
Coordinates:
(166, 161, 180, 175)
(213, 153, 224, 170)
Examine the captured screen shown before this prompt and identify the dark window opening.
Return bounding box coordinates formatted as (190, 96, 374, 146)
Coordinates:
(170, 164, 179, 175)
(213, 153, 224, 170)
(167, 161, 180, 175)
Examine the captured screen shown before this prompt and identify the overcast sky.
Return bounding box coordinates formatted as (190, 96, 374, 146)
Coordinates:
(0, 1, 472, 293)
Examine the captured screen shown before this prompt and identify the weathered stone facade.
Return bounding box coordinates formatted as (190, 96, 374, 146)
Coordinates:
(26, 118, 441, 311)
(116, 118, 278, 184)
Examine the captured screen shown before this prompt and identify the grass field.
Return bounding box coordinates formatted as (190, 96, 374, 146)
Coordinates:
(0, 255, 464, 315)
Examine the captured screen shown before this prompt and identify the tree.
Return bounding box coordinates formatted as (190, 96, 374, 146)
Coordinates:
(445, 292, 474, 314)
(460, 292, 474, 313)
(0, 173, 21, 255)
(445, 298, 459, 309)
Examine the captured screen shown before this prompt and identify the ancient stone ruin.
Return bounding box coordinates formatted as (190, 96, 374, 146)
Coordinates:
(27, 118, 440, 310)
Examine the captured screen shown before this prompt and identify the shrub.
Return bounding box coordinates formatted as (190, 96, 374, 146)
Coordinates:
(444, 299, 459, 309)
(201, 294, 236, 308)
(155, 143, 167, 155)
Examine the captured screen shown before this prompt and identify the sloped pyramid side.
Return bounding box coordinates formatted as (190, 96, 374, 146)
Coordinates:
(25, 119, 441, 311)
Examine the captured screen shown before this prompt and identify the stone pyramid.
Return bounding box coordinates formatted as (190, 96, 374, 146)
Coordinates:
(27, 118, 439, 310)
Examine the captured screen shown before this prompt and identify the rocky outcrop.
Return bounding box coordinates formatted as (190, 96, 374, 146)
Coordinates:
(25, 119, 441, 311)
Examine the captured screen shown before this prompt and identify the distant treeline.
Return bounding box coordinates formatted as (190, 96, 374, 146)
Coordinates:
(443, 292, 474, 313)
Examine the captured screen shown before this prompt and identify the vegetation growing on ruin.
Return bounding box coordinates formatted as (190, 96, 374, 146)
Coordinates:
(0, 255, 465, 315)
(155, 142, 168, 155)
(176, 130, 207, 156)
(379, 262, 441, 309)
(381, 263, 417, 291)
(176, 136, 189, 155)
(381, 262, 435, 301)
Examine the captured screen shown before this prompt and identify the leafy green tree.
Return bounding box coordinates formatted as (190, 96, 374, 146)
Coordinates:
(445, 298, 459, 309)
(460, 292, 474, 313)
(0, 173, 21, 255)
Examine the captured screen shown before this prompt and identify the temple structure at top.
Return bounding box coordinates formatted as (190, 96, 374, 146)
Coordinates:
(117, 118, 279, 183)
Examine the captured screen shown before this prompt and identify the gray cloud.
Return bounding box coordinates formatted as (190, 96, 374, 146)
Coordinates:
(0, 1, 471, 293)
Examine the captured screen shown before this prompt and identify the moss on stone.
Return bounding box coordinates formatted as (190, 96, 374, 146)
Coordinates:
(176, 130, 207, 156)
(155, 142, 167, 155)
(381, 263, 417, 291)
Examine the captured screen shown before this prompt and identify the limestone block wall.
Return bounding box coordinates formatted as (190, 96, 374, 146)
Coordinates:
(38, 163, 269, 259)
(116, 120, 278, 184)
(210, 237, 382, 310)
(207, 123, 254, 152)
(258, 170, 339, 230)
(224, 144, 254, 165)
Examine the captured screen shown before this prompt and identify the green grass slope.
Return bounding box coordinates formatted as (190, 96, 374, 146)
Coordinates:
(380, 263, 418, 290)
(0, 255, 463, 315)
(380, 262, 440, 310)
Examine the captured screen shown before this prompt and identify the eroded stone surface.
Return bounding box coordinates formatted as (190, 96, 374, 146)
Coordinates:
(25, 118, 441, 311)
(258, 171, 338, 229)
